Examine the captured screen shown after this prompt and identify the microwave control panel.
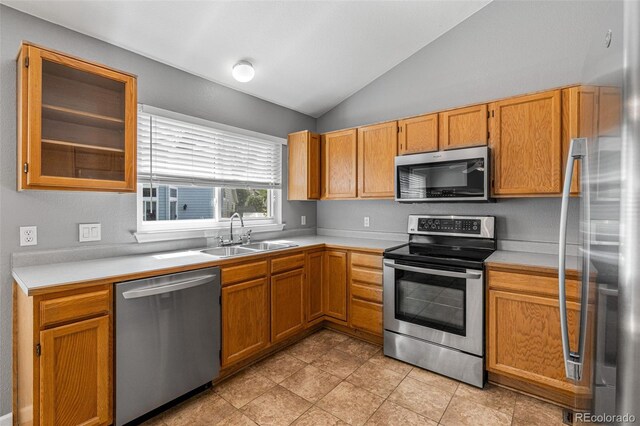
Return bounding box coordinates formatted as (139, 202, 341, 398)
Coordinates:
(417, 218, 481, 234)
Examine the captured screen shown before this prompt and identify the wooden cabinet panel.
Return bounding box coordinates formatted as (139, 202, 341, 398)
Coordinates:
(349, 252, 383, 335)
(221, 278, 269, 366)
(350, 299, 382, 336)
(40, 288, 110, 327)
(18, 42, 137, 192)
(562, 86, 598, 195)
(288, 130, 320, 200)
(439, 104, 488, 150)
(357, 122, 397, 198)
(487, 268, 582, 301)
(487, 290, 592, 398)
(351, 283, 382, 304)
(306, 251, 324, 322)
(40, 315, 111, 426)
(487, 265, 594, 409)
(398, 114, 438, 154)
(323, 250, 348, 321)
(271, 269, 305, 343)
(221, 260, 268, 286)
(271, 253, 305, 275)
(321, 129, 357, 199)
(598, 86, 622, 137)
(490, 90, 562, 196)
(350, 252, 383, 270)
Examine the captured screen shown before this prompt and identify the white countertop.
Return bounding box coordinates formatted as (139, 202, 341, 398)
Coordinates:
(12, 236, 406, 295)
(486, 249, 581, 271)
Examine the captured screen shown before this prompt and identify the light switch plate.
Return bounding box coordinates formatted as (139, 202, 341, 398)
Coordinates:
(301, 216, 306, 226)
(364, 216, 370, 228)
(20, 226, 37, 246)
(79, 223, 101, 242)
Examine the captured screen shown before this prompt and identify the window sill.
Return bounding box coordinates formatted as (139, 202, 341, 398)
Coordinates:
(133, 223, 285, 243)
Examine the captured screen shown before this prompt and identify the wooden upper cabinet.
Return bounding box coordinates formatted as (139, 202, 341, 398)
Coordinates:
(323, 250, 348, 321)
(357, 122, 397, 198)
(439, 104, 488, 150)
(490, 90, 562, 196)
(322, 129, 357, 199)
(221, 277, 269, 366)
(40, 315, 111, 426)
(398, 114, 438, 154)
(17, 43, 137, 192)
(288, 130, 320, 200)
(271, 268, 305, 343)
(562, 86, 598, 195)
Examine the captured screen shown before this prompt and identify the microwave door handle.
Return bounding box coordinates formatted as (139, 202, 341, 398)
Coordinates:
(383, 260, 481, 280)
(558, 137, 588, 381)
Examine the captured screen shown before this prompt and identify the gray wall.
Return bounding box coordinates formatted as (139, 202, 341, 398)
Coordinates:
(0, 5, 316, 414)
(316, 0, 618, 244)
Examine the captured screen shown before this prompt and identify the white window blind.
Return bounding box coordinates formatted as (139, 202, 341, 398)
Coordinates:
(138, 110, 282, 189)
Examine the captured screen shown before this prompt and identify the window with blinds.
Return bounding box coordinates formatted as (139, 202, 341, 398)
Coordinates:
(136, 108, 283, 232)
(138, 112, 281, 189)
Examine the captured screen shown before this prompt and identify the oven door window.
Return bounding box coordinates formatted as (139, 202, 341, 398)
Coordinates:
(395, 266, 466, 336)
(397, 157, 485, 199)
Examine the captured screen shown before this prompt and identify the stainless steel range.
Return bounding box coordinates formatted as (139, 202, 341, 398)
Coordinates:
(383, 215, 495, 388)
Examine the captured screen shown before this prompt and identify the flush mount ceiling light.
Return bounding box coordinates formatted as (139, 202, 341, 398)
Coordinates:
(232, 60, 255, 82)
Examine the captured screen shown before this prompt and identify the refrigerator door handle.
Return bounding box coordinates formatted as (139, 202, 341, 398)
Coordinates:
(558, 137, 588, 382)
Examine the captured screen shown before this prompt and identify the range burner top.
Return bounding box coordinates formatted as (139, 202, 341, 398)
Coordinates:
(384, 215, 496, 269)
(385, 243, 494, 269)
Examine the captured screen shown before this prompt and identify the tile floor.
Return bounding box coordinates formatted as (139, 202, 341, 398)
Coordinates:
(143, 329, 569, 426)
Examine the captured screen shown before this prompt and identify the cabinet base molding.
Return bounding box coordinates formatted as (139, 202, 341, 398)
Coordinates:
(323, 321, 382, 346)
(488, 372, 591, 411)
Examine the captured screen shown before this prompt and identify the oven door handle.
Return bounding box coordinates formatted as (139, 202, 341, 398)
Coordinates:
(383, 260, 481, 279)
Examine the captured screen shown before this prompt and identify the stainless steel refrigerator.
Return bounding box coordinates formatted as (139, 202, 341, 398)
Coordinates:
(558, 1, 640, 423)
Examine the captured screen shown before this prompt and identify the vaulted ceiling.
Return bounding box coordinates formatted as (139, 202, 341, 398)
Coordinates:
(4, 1, 491, 117)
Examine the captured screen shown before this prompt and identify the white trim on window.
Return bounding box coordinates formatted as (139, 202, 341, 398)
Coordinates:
(135, 184, 283, 241)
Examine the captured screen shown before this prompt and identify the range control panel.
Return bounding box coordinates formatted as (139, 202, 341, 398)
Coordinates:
(408, 215, 495, 239)
(417, 218, 481, 234)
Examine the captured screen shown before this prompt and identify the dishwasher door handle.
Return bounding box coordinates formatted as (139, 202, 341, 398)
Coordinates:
(122, 274, 217, 299)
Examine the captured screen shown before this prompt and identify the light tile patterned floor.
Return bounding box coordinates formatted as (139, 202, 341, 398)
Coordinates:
(143, 329, 568, 426)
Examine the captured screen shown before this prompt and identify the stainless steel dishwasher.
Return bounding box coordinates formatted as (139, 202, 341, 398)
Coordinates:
(115, 267, 220, 425)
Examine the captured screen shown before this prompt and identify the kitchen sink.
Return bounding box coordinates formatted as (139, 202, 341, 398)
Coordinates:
(199, 246, 257, 257)
(241, 241, 296, 251)
(198, 241, 298, 258)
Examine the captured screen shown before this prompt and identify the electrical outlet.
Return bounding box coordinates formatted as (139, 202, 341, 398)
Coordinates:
(301, 215, 306, 226)
(364, 216, 370, 228)
(20, 226, 37, 246)
(79, 223, 101, 242)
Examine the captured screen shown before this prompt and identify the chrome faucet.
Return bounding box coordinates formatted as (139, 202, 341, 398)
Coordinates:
(229, 212, 244, 243)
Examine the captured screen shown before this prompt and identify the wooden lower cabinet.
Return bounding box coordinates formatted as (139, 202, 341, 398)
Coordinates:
(306, 250, 324, 323)
(14, 283, 113, 426)
(221, 277, 270, 366)
(323, 250, 348, 321)
(349, 252, 383, 336)
(40, 316, 111, 426)
(486, 265, 593, 409)
(271, 268, 305, 343)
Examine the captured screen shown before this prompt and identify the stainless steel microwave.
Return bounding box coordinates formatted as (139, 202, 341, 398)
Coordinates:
(395, 146, 490, 202)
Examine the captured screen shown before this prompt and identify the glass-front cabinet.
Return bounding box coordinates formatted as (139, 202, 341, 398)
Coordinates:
(17, 42, 137, 191)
